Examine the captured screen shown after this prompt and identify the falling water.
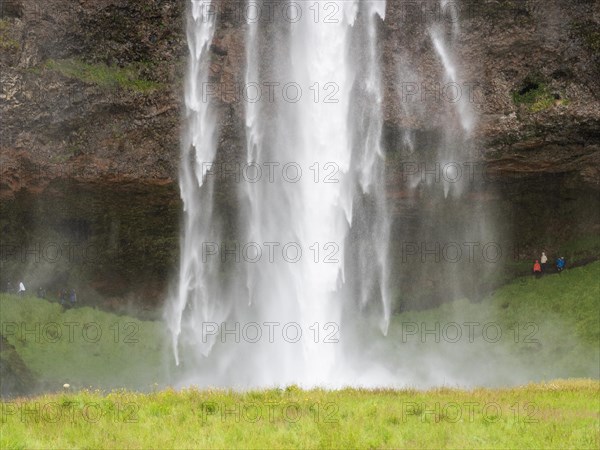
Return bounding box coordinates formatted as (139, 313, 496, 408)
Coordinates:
(164, 0, 223, 367)
(161, 0, 585, 391)
(428, 0, 496, 302)
(396, 0, 497, 309)
(241, 0, 359, 385)
(167, 0, 391, 388)
(426, 0, 475, 199)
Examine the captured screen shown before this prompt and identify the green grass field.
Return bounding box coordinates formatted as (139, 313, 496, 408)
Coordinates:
(1, 380, 598, 449)
(1, 263, 598, 448)
(0, 296, 167, 392)
(380, 261, 600, 386)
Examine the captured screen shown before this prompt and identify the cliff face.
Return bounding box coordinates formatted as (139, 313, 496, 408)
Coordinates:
(1, 0, 599, 307)
(1, 0, 185, 186)
(383, 0, 600, 184)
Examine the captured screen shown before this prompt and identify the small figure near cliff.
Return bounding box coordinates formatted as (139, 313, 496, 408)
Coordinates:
(37, 286, 46, 299)
(69, 289, 77, 305)
(6, 281, 13, 294)
(540, 252, 548, 273)
(59, 289, 68, 306)
(18, 281, 26, 297)
(556, 256, 566, 274)
(532, 260, 542, 278)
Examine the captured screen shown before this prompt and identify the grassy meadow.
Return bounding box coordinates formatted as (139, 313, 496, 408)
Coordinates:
(1, 262, 598, 448)
(1, 380, 598, 449)
(381, 261, 600, 385)
(0, 295, 166, 391)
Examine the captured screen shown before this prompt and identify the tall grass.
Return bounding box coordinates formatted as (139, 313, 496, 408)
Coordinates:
(1, 380, 598, 449)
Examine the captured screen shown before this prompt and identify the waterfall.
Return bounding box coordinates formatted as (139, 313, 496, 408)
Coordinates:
(351, 0, 391, 335)
(428, 2, 475, 200)
(241, 0, 360, 385)
(395, 0, 497, 308)
(167, 0, 391, 388)
(164, 0, 224, 367)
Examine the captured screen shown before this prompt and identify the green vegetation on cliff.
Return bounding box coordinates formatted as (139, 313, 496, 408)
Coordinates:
(570, 20, 600, 52)
(512, 75, 567, 113)
(0, 19, 19, 51)
(44, 59, 162, 93)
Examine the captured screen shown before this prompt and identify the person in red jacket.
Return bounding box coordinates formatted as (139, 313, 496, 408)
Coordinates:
(532, 260, 542, 278)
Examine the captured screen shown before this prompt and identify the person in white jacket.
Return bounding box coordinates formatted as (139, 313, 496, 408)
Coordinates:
(540, 252, 548, 274)
(18, 281, 26, 297)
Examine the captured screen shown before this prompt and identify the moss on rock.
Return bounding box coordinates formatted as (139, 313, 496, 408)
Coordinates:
(44, 59, 163, 93)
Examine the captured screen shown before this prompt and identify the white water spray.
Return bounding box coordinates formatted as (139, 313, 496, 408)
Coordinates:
(165, 0, 224, 366)
(167, 0, 391, 388)
(161, 0, 595, 391)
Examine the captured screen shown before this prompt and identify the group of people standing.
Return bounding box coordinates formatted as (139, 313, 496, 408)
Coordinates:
(532, 252, 566, 278)
(59, 288, 78, 307)
(4, 281, 77, 307)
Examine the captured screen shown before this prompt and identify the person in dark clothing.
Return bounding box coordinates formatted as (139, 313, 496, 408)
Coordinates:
(533, 260, 542, 279)
(556, 256, 566, 274)
(69, 289, 77, 305)
(59, 289, 68, 306)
